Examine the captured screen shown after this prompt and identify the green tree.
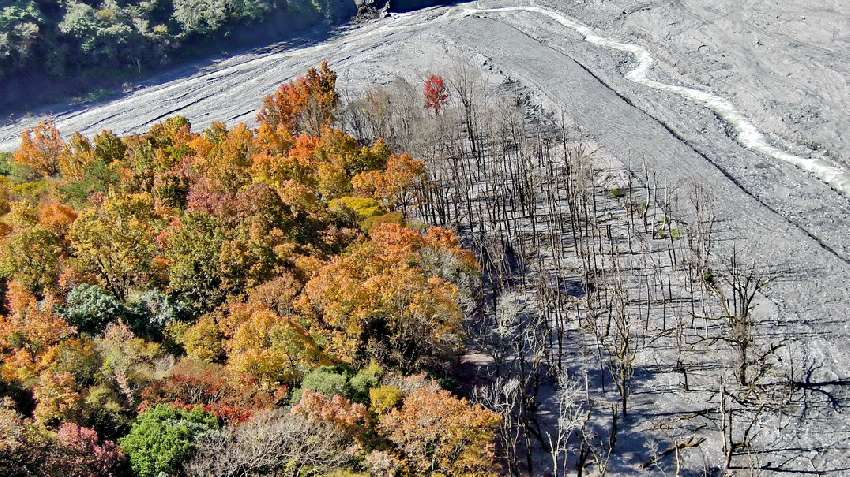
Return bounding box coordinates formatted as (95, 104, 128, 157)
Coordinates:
(0, 1, 43, 75)
(119, 404, 219, 477)
(93, 130, 127, 163)
(173, 0, 229, 34)
(69, 193, 161, 299)
(59, 0, 145, 68)
(165, 212, 227, 316)
(230, 0, 272, 22)
(291, 365, 351, 404)
(59, 157, 120, 207)
(0, 152, 11, 175)
(348, 361, 383, 403)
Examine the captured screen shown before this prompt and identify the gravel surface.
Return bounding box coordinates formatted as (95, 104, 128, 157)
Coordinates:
(1, 1, 848, 472)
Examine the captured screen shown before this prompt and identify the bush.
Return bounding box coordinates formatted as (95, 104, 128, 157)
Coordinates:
(348, 361, 383, 403)
(291, 366, 351, 404)
(118, 404, 219, 477)
(369, 385, 402, 414)
(608, 186, 625, 199)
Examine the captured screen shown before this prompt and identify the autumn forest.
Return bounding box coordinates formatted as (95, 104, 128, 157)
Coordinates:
(0, 63, 504, 476)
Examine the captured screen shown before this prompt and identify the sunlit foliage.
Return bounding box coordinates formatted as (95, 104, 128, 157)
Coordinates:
(257, 61, 340, 134)
(0, 64, 497, 476)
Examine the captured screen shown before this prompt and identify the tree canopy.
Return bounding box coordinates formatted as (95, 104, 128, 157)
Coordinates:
(0, 63, 500, 476)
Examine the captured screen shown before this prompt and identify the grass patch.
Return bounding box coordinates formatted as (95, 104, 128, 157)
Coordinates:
(608, 186, 626, 199)
(670, 227, 684, 240)
(71, 87, 118, 105)
(0, 152, 11, 176)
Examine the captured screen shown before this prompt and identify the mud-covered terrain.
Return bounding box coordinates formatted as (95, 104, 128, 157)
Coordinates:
(1, 0, 848, 473)
(557, 0, 850, 165)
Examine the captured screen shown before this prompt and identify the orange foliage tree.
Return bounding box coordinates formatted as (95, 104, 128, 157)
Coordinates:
(302, 223, 475, 372)
(379, 387, 501, 476)
(292, 389, 369, 436)
(0, 282, 74, 384)
(352, 152, 424, 211)
(257, 61, 339, 134)
(14, 120, 65, 177)
(223, 304, 320, 387)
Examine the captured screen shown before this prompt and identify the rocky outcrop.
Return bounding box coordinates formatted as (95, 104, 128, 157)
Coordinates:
(354, 0, 448, 19)
(354, 0, 391, 20)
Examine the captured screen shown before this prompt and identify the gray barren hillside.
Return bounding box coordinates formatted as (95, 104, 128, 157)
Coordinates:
(2, 0, 848, 473)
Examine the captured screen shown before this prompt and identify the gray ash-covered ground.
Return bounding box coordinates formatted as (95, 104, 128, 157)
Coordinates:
(1, 0, 848, 473)
(553, 0, 850, 167)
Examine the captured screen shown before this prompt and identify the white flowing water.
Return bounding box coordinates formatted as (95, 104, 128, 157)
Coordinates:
(464, 5, 850, 197)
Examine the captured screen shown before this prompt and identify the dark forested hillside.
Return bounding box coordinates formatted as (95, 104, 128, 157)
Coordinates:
(0, 0, 362, 109)
(1, 0, 357, 78)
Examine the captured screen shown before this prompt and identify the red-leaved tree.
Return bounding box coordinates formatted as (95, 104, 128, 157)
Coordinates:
(55, 423, 126, 476)
(423, 74, 449, 114)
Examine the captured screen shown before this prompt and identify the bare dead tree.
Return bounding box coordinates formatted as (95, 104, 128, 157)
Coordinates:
(546, 372, 591, 477)
(474, 377, 524, 477)
(602, 257, 637, 418)
(186, 410, 354, 477)
(708, 249, 777, 386)
(448, 59, 485, 155)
